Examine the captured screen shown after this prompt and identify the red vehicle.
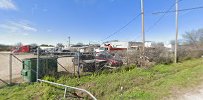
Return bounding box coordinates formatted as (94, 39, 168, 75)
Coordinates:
(96, 52, 123, 67)
(12, 45, 30, 53)
(104, 44, 127, 52)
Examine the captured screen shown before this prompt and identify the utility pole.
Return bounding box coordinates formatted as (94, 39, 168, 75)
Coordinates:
(68, 36, 70, 47)
(175, 0, 179, 63)
(141, 0, 145, 63)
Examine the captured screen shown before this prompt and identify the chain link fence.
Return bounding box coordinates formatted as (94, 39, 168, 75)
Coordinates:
(0, 50, 108, 86)
(0, 52, 36, 86)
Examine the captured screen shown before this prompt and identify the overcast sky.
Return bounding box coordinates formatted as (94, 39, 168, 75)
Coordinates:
(0, 0, 203, 45)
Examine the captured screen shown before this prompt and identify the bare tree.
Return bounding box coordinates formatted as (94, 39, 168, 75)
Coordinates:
(76, 43, 83, 46)
(30, 43, 38, 47)
(180, 28, 203, 59)
(56, 43, 64, 48)
(170, 40, 175, 45)
(14, 42, 23, 48)
(151, 42, 164, 47)
(182, 28, 203, 48)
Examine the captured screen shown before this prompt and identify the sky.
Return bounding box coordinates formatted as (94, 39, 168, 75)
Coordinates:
(0, 0, 203, 45)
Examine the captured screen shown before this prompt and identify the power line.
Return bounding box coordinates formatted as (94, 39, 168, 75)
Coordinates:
(146, 0, 184, 33)
(99, 0, 187, 43)
(99, 13, 141, 43)
(152, 6, 203, 14)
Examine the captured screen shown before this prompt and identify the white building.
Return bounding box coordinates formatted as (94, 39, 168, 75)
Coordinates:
(145, 41, 153, 48)
(39, 45, 55, 50)
(101, 41, 129, 49)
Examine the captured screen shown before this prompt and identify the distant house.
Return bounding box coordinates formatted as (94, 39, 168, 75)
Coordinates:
(100, 41, 128, 52)
(99, 41, 153, 52)
(128, 41, 142, 49)
(69, 44, 85, 52)
(66, 44, 100, 52)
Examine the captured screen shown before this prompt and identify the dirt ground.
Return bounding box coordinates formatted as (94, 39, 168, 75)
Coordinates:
(180, 88, 203, 100)
(176, 84, 203, 100)
(0, 52, 74, 84)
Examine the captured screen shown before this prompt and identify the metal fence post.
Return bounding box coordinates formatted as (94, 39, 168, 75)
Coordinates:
(37, 48, 40, 82)
(77, 52, 80, 78)
(94, 51, 97, 72)
(126, 49, 129, 65)
(9, 53, 12, 85)
(64, 87, 67, 98)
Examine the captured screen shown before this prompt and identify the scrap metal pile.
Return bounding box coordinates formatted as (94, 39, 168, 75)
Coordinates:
(72, 52, 123, 72)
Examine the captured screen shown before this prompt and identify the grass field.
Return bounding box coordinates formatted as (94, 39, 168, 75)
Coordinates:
(0, 58, 203, 100)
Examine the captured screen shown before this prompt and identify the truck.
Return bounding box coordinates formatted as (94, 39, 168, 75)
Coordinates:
(12, 45, 37, 53)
